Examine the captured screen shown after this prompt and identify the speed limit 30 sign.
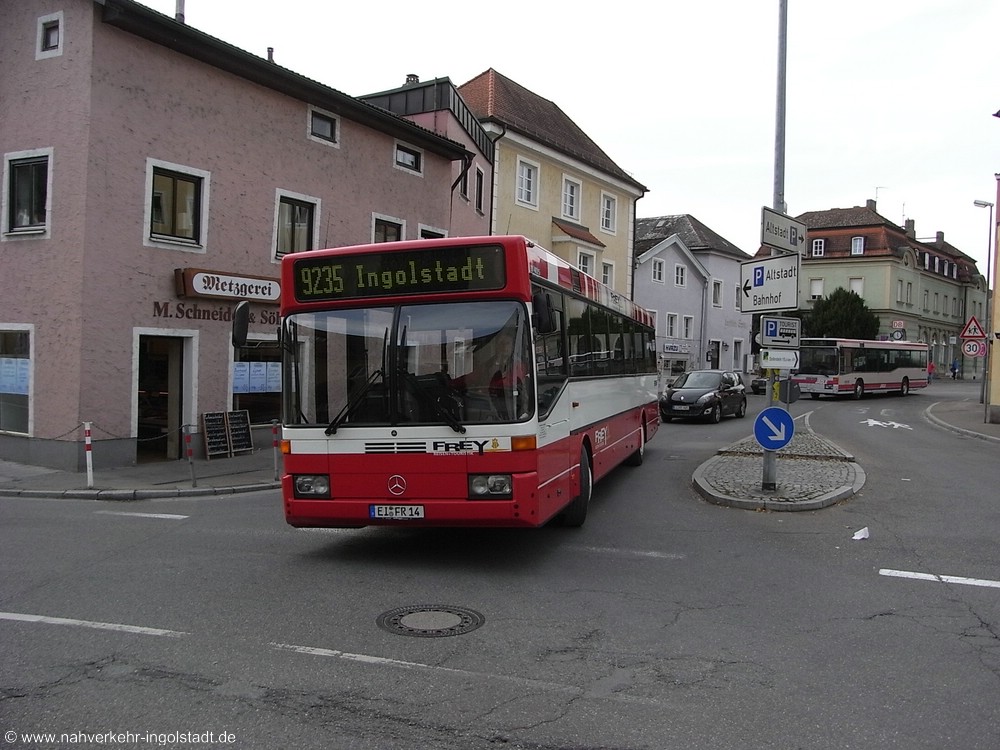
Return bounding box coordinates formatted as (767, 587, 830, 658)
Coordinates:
(963, 339, 987, 357)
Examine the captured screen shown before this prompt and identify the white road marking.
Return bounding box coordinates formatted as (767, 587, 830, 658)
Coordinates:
(0, 611, 188, 637)
(566, 544, 685, 560)
(879, 569, 1000, 589)
(271, 642, 573, 691)
(95, 511, 188, 520)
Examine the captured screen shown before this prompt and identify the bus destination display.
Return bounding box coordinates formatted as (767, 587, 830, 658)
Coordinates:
(293, 245, 506, 301)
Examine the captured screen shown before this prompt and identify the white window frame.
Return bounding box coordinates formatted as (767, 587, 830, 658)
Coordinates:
(418, 222, 448, 239)
(666, 313, 677, 338)
(393, 141, 424, 176)
(811, 238, 825, 257)
(474, 167, 485, 214)
(561, 175, 582, 221)
(712, 280, 723, 308)
(600, 192, 617, 234)
(849, 277, 864, 297)
(674, 264, 686, 288)
(651, 258, 665, 284)
(272, 189, 320, 262)
(515, 157, 539, 208)
(307, 106, 340, 149)
(577, 250, 595, 277)
(851, 236, 865, 255)
(36, 11, 63, 60)
(143, 158, 210, 253)
(371, 212, 406, 243)
(602, 261, 614, 288)
(2, 147, 54, 241)
(809, 278, 824, 300)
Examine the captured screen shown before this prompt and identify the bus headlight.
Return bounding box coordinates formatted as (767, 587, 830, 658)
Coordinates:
(468, 474, 513, 499)
(293, 474, 331, 498)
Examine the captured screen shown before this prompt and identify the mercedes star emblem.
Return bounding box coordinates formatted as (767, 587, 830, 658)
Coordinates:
(388, 475, 407, 496)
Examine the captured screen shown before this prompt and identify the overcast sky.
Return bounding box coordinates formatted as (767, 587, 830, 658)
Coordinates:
(139, 0, 999, 272)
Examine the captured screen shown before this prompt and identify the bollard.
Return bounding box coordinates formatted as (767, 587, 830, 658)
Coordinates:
(84, 421, 94, 489)
(184, 424, 197, 487)
(271, 419, 280, 481)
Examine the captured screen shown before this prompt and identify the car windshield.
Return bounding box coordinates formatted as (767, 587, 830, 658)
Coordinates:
(675, 371, 721, 389)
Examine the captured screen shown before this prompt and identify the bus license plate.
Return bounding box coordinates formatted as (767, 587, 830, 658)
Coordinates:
(370, 504, 425, 519)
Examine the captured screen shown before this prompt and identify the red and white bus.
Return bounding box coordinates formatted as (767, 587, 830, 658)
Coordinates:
(791, 337, 929, 399)
(237, 235, 660, 528)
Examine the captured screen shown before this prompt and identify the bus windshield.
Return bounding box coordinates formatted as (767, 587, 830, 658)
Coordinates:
(798, 346, 840, 376)
(283, 300, 534, 430)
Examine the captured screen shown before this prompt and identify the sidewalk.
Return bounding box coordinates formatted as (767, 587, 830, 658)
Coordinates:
(0, 395, 997, 505)
(0, 448, 282, 500)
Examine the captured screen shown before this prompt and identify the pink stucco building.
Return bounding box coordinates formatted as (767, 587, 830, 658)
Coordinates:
(1, 0, 492, 469)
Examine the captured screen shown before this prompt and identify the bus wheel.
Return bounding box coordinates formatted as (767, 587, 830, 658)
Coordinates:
(853, 380, 865, 399)
(900, 378, 910, 396)
(561, 447, 592, 527)
(624, 424, 645, 466)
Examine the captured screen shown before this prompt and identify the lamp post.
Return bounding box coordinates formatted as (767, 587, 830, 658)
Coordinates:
(973, 199, 993, 419)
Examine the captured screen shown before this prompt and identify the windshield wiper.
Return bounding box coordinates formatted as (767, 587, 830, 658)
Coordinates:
(398, 368, 466, 434)
(325, 369, 384, 435)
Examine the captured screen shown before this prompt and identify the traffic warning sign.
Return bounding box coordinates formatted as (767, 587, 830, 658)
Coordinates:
(960, 316, 986, 340)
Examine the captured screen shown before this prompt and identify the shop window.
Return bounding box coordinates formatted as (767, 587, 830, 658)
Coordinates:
(0, 329, 31, 434)
(232, 341, 281, 424)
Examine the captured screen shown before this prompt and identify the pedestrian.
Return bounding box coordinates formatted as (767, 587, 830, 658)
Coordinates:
(951, 358, 959, 379)
(928, 360, 936, 382)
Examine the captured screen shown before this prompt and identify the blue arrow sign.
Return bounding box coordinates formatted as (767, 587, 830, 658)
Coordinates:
(753, 407, 795, 451)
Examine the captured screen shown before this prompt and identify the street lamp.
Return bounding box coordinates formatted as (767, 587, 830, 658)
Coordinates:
(973, 199, 993, 419)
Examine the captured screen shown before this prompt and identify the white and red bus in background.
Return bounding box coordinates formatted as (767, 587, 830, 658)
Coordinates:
(791, 337, 929, 399)
(234, 235, 659, 528)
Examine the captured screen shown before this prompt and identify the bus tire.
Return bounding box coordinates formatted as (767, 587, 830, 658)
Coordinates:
(561, 446, 592, 527)
(900, 377, 910, 396)
(624, 423, 645, 466)
(853, 380, 864, 399)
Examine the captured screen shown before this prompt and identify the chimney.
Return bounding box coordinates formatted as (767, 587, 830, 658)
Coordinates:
(866, 199, 877, 211)
(405, 74, 419, 85)
(175, 0, 184, 22)
(904, 219, 915, 238)
(936, 231, 945, 244)
(267, 47, 274, 63)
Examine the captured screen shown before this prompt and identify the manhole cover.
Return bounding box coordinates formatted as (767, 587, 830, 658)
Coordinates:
(376, 605, 485, 638)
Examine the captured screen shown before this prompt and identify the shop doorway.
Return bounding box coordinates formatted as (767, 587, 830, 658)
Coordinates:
(137, 335, 184, 461)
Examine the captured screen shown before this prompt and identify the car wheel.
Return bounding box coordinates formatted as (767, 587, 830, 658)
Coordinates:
(561, 446, 592, 527)
(735, 398, 747, 418)
(707, 403, 722, 424)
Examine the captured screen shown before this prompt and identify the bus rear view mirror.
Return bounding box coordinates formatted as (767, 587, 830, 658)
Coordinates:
(232, 300, 250, 348)
(532, 292, 556, 334)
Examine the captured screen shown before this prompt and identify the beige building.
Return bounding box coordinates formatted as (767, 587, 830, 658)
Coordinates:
(458, 69, 646, 299)
(796, 200, 988, 379)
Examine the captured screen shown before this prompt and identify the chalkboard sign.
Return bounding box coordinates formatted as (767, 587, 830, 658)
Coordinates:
(226, 410, 254, 455)
(202, 411, 231, 459)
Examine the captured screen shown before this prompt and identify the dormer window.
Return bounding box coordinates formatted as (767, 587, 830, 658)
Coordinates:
(851, 236, 864, 255)
(811, 239, 825, 257)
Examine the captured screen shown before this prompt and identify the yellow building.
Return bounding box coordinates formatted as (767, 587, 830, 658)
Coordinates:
(459, 70, 646, 298)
